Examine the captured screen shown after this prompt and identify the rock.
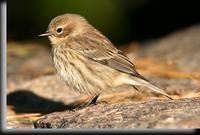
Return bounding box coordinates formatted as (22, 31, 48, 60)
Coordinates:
(33, 97, 200, 128)
(139, 24, 200, 72)
(7, 42, 55, 84)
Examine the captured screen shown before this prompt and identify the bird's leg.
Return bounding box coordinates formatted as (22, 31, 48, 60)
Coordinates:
(87, 94, 99, 105)
(81, 94, 99, 107)
(132, 85, 140, 92)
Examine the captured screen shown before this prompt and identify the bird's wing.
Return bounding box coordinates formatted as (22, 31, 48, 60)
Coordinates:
(70, 33, 145, 79)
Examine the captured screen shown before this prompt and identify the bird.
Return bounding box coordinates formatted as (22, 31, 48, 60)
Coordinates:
(39, 13, 173, 106)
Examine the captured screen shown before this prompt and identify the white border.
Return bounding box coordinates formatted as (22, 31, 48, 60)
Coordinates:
(1, 1, 7, 131)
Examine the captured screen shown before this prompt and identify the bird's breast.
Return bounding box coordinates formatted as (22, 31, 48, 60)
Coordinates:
(52, 47, 123, 95)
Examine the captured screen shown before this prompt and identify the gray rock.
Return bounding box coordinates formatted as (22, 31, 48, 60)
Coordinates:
(34, 97, 200, 128)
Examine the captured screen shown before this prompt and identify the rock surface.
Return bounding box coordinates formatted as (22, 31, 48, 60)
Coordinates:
(34, 97, 200, 128)
(139, 24, 200, 72)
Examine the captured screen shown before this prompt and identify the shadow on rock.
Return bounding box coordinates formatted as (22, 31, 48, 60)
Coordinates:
(7, 90, 78, 113)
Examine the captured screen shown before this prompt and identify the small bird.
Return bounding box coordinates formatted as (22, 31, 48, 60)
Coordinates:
(39, 13, 173, 106)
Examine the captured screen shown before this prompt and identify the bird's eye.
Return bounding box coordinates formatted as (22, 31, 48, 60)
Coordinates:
(56, 28, 63, 34)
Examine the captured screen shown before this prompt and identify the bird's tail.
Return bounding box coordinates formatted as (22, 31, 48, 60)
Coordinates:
(124, 76, 173, 99)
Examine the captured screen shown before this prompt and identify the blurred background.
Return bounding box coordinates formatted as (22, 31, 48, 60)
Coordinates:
(8, 0, 200, 45)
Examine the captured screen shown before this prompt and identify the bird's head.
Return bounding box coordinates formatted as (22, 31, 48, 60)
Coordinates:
(39, 13, 90, 46)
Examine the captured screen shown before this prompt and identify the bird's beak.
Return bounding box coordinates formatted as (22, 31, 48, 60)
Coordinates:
(38, 32, 52, 37)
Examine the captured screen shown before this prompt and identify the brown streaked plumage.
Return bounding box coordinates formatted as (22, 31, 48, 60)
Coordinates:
(39, 13, 173, 105)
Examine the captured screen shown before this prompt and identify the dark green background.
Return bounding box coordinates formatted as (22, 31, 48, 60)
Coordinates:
(8, 0, 200, 45)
